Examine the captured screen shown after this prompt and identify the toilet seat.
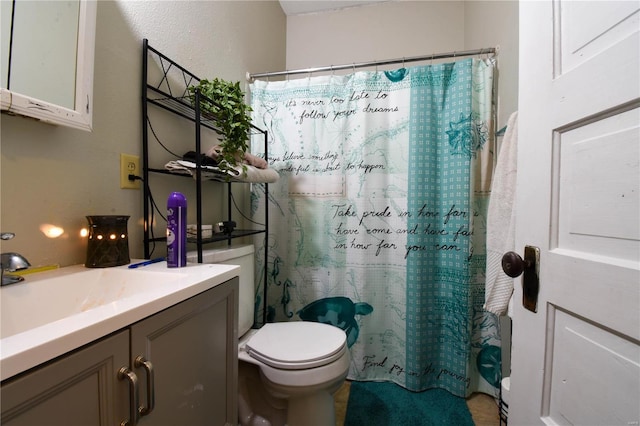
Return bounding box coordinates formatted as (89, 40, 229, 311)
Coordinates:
(246, 322, 347, 370)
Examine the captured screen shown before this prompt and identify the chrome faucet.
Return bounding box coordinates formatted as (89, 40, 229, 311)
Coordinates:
(1, 232, 31, 286)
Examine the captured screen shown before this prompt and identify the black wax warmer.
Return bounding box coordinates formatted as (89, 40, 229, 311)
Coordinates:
(85, 215, 130, 267)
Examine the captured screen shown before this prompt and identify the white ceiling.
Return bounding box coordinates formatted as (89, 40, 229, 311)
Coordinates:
(278, 0, 388, 16)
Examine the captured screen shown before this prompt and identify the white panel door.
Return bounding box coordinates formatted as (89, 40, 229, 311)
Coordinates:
(511, 1, 640, 425)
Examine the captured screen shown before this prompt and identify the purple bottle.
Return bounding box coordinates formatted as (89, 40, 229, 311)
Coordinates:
(166, 192, 187, 268)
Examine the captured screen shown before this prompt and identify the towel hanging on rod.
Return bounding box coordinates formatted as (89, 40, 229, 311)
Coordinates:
(247, 46, 498, 80)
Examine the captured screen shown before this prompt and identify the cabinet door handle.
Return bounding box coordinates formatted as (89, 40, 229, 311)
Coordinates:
(134, 356, 155, 416)
(118, 366, 140, 426)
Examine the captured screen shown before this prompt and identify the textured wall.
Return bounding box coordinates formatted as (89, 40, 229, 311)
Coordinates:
(1, 0, 518, 270)
(286, 1, 465, 71)
(1, 1, 286, 267)
(285, 1, 518, 129)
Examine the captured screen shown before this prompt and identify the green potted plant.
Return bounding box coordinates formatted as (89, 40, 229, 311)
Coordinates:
(188, 78, 252, 173)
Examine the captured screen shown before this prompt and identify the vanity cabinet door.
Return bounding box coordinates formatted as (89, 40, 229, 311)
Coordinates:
(130, 277, 239, 426)
(0, 330, 129, 425)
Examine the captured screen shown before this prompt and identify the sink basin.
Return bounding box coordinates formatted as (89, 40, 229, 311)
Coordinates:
(0, 261, 240, 381)
(1, 266, 187, 339)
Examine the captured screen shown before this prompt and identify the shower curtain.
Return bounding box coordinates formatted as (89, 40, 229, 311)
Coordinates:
(249, 58, 500, 397)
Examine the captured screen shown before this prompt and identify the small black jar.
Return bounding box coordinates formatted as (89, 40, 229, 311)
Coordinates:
(85, 215, 130, 268)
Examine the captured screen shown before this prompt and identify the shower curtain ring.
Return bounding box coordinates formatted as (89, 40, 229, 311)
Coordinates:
(402, 57, 406, 68)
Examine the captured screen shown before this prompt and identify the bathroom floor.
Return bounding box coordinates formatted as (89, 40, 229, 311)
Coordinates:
(333, 381, 500, 426)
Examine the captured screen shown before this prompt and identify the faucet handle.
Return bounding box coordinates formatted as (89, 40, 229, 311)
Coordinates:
(1, 253, 31, 271)
(1, 249, 30, 286)
(1, 232, 16, 240)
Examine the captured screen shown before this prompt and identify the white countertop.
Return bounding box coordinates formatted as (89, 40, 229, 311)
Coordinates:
(0, 261, 240, 381)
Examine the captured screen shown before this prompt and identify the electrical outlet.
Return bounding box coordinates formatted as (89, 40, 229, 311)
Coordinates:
(120, 153, 141, 189)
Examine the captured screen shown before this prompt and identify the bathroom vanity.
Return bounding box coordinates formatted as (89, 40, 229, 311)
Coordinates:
(0, 263, 239, 425)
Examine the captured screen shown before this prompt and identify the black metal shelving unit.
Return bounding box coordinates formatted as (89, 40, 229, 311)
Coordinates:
(141, 39, 269, 322)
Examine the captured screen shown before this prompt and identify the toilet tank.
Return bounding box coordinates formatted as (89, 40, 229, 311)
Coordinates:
(187, 244, 255, 336)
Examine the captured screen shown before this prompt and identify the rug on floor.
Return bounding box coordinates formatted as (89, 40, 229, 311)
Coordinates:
(344, 381, 475, 426)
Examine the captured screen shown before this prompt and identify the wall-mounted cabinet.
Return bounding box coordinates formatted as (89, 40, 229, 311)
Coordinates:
(0, 0, 97, 131)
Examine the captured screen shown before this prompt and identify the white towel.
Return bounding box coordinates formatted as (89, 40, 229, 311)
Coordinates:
(165, 160, 280, 183)
(484, 111, 518, 316)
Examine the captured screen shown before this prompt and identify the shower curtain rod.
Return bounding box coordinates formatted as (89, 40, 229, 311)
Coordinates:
(247, 47, 496, 80)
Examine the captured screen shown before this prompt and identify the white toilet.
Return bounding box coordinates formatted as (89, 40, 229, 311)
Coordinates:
(189, 244, 350, 426)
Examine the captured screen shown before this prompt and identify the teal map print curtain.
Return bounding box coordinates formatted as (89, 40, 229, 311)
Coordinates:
(250, 58, 501, 397)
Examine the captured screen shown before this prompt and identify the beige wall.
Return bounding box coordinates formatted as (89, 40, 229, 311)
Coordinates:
(1, 1, 286, 268)
(285, 0, 518, 129)
(1, 0, 518, 271)
(286, 1, 465, 70)
(464, 0, 519, 131)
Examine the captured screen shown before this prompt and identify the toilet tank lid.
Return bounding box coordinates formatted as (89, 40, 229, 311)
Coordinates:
(187, 244, 254, 263)
(246, 322, 346, 369)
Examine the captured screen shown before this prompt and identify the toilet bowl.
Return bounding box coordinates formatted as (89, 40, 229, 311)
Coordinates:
(189, 245, 350, 426)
